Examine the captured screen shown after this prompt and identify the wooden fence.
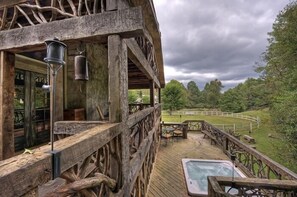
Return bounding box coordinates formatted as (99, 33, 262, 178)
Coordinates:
(165, 110, 260, 123)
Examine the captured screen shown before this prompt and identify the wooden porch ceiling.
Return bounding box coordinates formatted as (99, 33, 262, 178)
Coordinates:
(17, 51, 154, 90)
(128, 59, 151, 89)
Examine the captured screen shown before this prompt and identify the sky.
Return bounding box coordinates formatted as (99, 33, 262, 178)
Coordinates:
(153, 0, 291, 90)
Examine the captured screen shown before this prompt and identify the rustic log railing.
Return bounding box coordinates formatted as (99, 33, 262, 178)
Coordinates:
(208, 176, 297, 197)
(0, 104, 161, 196)
(183, 120, 297, 181)
(0, 0, 132, 31)
(0, 123, 121, 196)
(128, 104, 161, 196)
(135, 36, 159, 77)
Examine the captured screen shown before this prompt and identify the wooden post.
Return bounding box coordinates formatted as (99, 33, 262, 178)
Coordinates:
(108, 35, 129, 195)
(150, 80, 155, 107)
(108, 35, 128, 123)
(0, 51, 15, 160)
(158, 88, 161, 104)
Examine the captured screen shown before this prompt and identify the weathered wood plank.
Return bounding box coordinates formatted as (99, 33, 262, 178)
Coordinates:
(216, 176, 297, 188)
(127, 107, 155, 128)
(126, 38, 161, 88)
(108, 35, 129, 123)
(108, 35, 122, 123)
(108, 34, 130, 195)
(54, 121, 106, 135)
(0, 51, 15, 160)
(208, 176, 297, 196)
(0, 7, 144, 52)
(0, 0, 27, 8)
(0, 123, 119, 196)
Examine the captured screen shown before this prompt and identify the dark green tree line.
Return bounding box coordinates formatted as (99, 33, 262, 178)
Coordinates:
(260, 1, 297, 158)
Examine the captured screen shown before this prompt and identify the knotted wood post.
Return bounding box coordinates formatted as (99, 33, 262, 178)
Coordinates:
(108, 35, 130, 195)
(0, 51, 15, 160)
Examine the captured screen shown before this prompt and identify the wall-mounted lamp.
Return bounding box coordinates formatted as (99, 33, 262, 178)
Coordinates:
(44, 37, 67, 180)
(74, 54, 89, 80)
(74, 43, 89, 81)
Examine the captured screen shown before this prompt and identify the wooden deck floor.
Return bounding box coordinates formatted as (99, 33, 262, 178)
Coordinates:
(147, 132, 229, 197)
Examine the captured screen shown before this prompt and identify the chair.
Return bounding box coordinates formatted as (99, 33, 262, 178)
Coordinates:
(173, 126, 183, 141)
(161, 127, 173, 146)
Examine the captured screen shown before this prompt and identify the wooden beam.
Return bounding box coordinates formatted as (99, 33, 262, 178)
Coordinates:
(0, 7, 144, 52)
(108, 35, 129, 123)
(108, 35, 130, 196)
(0, 0, 27, 8)
(0, 51, 15, 160)
(126, 38, 160, 88)
(0, 123, 120, 196)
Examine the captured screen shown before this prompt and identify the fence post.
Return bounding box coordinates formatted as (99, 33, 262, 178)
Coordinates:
(233, 124, 236, 132)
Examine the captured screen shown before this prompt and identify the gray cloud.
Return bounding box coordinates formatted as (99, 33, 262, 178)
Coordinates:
(154, 0, 290, 90)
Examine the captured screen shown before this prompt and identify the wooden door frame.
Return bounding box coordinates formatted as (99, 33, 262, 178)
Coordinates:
(15, 55, 47, 147)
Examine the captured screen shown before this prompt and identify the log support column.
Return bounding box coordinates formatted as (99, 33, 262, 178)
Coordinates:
(108, 35, 130, 195)
(0, 51, 15, 160)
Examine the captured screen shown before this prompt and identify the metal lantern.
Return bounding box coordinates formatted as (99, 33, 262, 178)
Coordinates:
(44, 38, 67, 65)
(43, 37, 67, 180)
(74, 54, 89, 81)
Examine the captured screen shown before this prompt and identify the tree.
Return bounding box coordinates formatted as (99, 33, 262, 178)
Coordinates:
(187, 81, 201, 108)
(236, 78, 270, 110)
(261, 2, 297, 158)
(142, 95, 150, 104)
(219, 88, 246, 112)
(202, 79, 223, 108)
(128, 90, 138, 104)
(162, 80, 187, 114)
(263, 2, 297, 92)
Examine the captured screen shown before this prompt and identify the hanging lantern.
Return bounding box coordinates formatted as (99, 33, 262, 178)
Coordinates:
(74, 54, 89, 81)
(44, 37, 67, 66)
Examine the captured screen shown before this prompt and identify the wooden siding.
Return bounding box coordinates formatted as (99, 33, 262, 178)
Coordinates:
(147, 132, 229, 197)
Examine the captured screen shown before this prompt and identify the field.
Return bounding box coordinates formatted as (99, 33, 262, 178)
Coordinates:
(162, 109, 297, 173)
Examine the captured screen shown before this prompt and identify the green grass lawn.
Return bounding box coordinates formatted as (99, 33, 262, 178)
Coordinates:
(162, 109, 297, 173)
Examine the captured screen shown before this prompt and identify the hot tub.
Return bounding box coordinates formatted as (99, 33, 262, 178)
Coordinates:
(182, 159, 246, 196)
